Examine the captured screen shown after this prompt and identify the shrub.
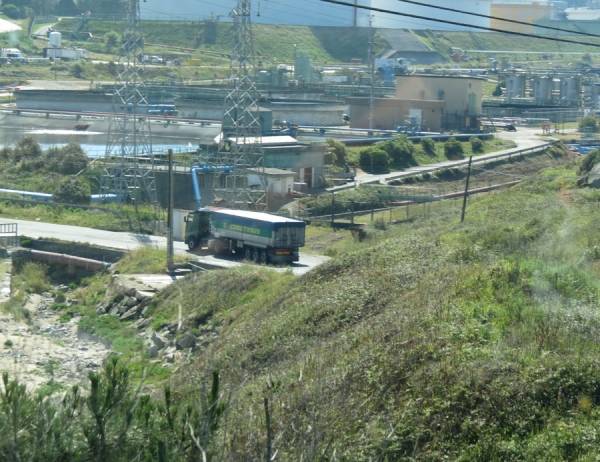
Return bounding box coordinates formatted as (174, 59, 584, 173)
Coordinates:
(325, 138, 348, 166)
(4, 339, 13, 348)
(578, 149, 600, 175)
(359, 147, 390, 172)
(470, 136, 484, 153)
(421, 137, 436, 155)
(13, 137, 42, 162)
(379, 135, 415, 166)
(3, 4, 19, 19)
(53, 177, 91, 205)
(578, 116, 598, 134)
(444, 137, 464, 159)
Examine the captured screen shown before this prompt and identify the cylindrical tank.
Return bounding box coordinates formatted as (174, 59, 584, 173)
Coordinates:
(560, 76, 582, 106)
(533, 77, 552, 104)
(49, 31, 61, 48)
(584, 83, 600, 109)
(294, 55, 311, 83)
(506, 75, 526, 102)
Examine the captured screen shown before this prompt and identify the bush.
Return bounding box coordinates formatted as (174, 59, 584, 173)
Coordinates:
(53, 177, 91, 205)
(3, 339, 13, 348)
(578, 149, 600, 175)
(104, 31, 119, 53)
(444, 137, 464, 159)
(470, 136, 484, 153)
(378, 135, 415, 167)
(3, 4, 19, 19)
(578, 116, 598, 134)
(421, 137, 436, 155)
(13, 137, 42, 162)
(325, 138, 348, 166)
(359, 147, 390, 172)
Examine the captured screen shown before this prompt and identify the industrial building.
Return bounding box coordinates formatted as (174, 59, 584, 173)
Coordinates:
(347, 75, 483, 132)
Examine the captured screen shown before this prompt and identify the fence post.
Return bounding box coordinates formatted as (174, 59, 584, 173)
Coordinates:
(331, 194, 335, 226)
(371, 200, 374, 222)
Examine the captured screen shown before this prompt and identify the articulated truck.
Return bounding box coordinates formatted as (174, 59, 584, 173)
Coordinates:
(184, 208, 306, 264)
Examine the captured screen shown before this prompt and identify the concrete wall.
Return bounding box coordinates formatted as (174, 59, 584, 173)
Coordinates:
(16, 90, 114, 113)
(175, 98, 223, 120)
(29, 239, 125, 263)
(262, 101, 347, 126)
(176, 97, 347, 126)
(396, 75, 483, 116)
(347, 97, 444, 131)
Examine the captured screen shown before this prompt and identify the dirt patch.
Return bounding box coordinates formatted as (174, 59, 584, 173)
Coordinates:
(0, 260, 110, 391)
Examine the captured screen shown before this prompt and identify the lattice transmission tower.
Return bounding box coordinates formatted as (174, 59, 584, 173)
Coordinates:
(102, 0, 156, 205)
(212, 0, 267, 211)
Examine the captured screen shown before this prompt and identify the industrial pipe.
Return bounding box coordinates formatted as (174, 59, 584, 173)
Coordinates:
(29, 250, 111, 270)
(191, 165, 233, 210)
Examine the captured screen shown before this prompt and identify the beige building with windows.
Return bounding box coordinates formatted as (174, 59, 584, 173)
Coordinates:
(348, 74, 484, 132)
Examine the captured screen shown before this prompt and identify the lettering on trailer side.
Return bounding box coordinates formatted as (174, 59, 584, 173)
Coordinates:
(228, 224, 262, 235)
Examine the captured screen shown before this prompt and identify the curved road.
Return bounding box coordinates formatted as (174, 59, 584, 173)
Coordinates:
(0, 218, 328, 276)
(331, 128, 571, 191)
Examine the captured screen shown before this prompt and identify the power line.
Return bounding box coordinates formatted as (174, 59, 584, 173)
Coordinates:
(320, 0, 600, 49)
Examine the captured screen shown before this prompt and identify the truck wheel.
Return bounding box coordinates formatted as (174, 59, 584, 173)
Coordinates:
(259, 249, 268, 264)
(188, 237, 196, 250)
(252, 248, 260, 262)
(244, 246, 252, 260)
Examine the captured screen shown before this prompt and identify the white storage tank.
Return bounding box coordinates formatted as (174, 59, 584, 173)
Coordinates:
(49, 31, 61, 48)
(506, 75, 526, 102)
(533, 77, 552, 105)
(560, 76, 582, 107)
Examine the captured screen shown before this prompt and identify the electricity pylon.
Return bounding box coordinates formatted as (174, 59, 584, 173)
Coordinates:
(102, 0, 156, 205)
(212, 0, 267, 211)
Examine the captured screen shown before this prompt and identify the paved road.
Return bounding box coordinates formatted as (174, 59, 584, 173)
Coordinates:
(328, 128, 571, 191)
(0, 218, 328, 276)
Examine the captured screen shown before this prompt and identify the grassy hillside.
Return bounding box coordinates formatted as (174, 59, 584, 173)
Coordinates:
(54, 18, 600, 66)
(133, 144, 600, 459)
(415, 29, 600, 61)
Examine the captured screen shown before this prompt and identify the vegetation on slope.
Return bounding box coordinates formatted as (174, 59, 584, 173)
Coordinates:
(3, 144, 600, 459)
(142, 150, 600, 459)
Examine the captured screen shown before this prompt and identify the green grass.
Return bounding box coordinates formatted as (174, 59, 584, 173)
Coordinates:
(116, 246, 188, 274)
(0, 200, 164, 233)
(132, 148, 600, 459)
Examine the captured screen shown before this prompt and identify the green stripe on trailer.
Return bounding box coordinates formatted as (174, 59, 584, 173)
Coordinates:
(213, 220, 273, 239)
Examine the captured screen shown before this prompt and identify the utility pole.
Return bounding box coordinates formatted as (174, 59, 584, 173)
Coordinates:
(461, 156, 473, 223)
(368, 14, 374, 132)
(167, 149, 174, 272)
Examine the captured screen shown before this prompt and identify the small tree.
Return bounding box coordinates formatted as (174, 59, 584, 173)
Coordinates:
(13, 137, 43, 162)
(104, 31, 119, 54)
(3, 4, 19, 19)
(579, 116, 598, 134)
(444, 137, 464, 159)
(325, 138, 348, 166)
(359, 147, 390, 172)
(71, 63, 85, 79)
(578, 149, 600, 175)
(379, 135, 414, 167)
(421, 137, 436, 156)
(492, 80, 505, 97)
(470, 136, 484, 153)
(54, 142, 89, 174)
(53, 177, 91, 204)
